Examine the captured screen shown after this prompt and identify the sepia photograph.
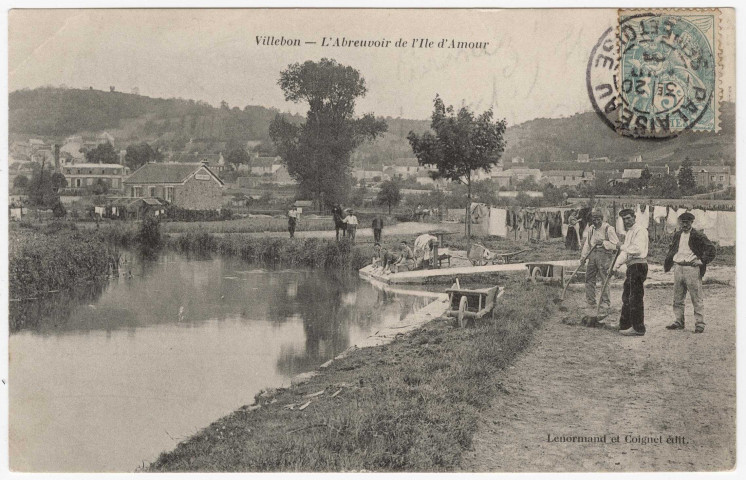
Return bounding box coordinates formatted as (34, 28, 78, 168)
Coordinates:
(3, 4, 740, 476)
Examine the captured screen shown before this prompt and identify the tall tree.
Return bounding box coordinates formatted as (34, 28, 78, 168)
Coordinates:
(125, 142, 163, 171)
(269, 58, 387, 209)
(376, 179, 401, 213)
(677, 159, 697, 194)
(408, 95, 506, 246)
(85, 141, 119, 164)
(224, 144, 251, 169)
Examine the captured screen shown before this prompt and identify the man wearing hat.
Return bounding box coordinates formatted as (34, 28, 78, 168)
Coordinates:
(580, 207, 620, 311)
(613, 208, 649, 336)
(663, 211, 716, 333)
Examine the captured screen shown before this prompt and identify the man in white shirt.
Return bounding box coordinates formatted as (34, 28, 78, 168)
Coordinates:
(287, 207, 298, 238)
(613, 208, 649, 336)
(663, 212, 716, 333)
(343, 209, 359, 242)
(580, 208, 620, 310)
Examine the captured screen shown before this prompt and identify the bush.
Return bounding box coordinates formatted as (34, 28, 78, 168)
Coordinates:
(137, 217, 162, 249)
(9, 229, 114, 300)
(165, 205, 233, 222)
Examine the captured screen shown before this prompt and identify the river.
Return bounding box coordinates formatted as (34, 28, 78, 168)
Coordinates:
(9, 250, 434, 472)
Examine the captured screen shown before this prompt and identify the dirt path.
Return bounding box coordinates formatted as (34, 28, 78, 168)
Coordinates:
(463, 280, 736, 472)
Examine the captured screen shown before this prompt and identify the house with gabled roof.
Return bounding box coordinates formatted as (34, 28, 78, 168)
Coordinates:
(124, 162, 225, 210)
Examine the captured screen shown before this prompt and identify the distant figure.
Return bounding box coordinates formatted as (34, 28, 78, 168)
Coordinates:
(287, 207, 298, 238)
(332, 204, 346, 241)
(372, 214, 384, 243)
(343, 209, 359, 242)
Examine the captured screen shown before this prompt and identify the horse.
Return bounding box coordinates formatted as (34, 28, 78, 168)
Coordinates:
(332, 205, 346, 241)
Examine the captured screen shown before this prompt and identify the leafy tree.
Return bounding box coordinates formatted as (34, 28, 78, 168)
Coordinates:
(28, 170, 59, 207)
(90, 179, 110, 195)
(269, 58, 388, 210)
(13, 174, 29, 190)
(125, 142, 163, 171)
(52, 200, 67, 218)
(640, 167, 652, 187)
(650, 174, 681, 198)
(377, 180, 401, 213)
(85, 141, 119, 164)
(515, 176, 540, 191)
(224, 146, 251, 169)
(677, 159, 697, 194)
(349, 186, 367, 207)
(50, 172, 67, 192)
(408, 95, 506, 246)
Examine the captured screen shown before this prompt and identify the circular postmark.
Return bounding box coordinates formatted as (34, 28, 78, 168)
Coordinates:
(588, 13, 716, 138)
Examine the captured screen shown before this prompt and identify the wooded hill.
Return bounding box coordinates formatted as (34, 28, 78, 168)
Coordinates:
(9, 87, 734, 167)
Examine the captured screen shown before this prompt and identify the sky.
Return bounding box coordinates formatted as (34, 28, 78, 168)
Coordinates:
(8, 8, 736, 126)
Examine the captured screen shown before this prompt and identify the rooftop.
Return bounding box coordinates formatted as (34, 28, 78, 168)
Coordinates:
(124, 162, 222, 185)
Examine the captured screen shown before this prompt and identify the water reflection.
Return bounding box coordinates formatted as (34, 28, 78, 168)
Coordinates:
(9, 249, 435, 472)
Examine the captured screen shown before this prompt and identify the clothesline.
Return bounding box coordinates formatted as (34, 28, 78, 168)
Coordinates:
(468, 202, 735, 247)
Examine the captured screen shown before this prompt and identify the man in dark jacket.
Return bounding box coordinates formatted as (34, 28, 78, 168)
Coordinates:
(664, 212, 716, 333)
(371, 215, 384, 243)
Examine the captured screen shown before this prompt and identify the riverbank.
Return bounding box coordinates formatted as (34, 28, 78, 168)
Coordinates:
(147, 276, 555, 472)
(9, 222, 118, 301)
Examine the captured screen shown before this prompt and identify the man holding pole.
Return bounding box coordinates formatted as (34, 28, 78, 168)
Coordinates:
(580, 208, 619, 311)
(614, 208, 649, 337)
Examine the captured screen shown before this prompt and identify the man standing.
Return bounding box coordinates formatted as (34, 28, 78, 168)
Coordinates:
(613, 208, 649, 336)
(580, 208, 620, 311)
(287, 206, 298, 238)
(372, 214, 384, 243)
(664, 212, 716, 333)
(343, 209, 358, 243)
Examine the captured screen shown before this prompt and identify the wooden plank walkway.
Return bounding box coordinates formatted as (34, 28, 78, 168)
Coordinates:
(359, 259, 579, 285)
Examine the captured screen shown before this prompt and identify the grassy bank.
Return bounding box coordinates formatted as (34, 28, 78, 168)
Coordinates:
(147, 277, 555, 472)
(9, 223, 119, 300)
(165, 231, 371, 270)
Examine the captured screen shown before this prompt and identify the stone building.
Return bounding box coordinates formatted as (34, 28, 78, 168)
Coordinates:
(124, 162, 224, 210)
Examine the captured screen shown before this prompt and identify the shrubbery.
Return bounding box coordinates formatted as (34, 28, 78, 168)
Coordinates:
(165, 205, 233, 222)
(168, 233, 369, 270)
(9, 228, 115, 300)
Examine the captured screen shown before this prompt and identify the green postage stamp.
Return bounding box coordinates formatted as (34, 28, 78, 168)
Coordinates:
(588, 8, 721, 138)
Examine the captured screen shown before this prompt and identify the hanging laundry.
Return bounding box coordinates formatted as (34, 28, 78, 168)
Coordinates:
(488, 207, 508, 237)
(691, 209, 706, 231)
(665, 207, 681, 234)
(549, 211, 563, 238)
(716, 211, 736, 247)
(702, 210, 719, 240)
(616, 212, 626, 238)
(565, 212, 580, 251)
(634, 204, 650, 229)
(653, 205, 667, 222)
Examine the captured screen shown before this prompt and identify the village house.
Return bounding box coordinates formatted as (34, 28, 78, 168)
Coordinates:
(385, 158, 422, 178)
(250, 156, 283, 176)
(62, 163, 130, 192)
(271, 164, 295, 185)
(689, 166, 734, 189)
(541, 170, 594, 187)
(577, 153, 590, 163)
(169, 152, 228, 175)
(124, 162, 224, 210)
